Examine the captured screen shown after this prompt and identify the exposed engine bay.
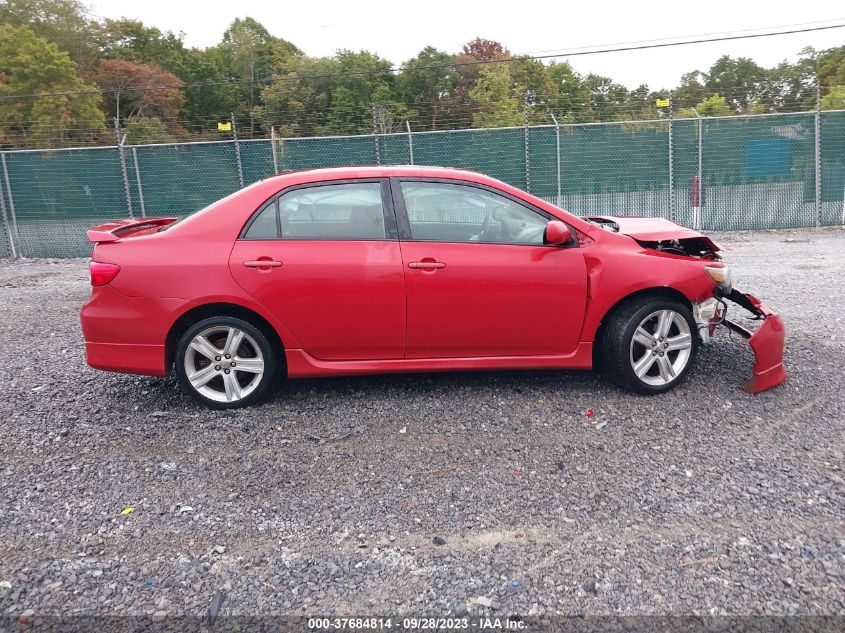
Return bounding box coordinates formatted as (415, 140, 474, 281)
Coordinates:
(587, 215, 721, 259)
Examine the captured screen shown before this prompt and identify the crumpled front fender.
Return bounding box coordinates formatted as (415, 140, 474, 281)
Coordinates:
(721, 289, 787, 393)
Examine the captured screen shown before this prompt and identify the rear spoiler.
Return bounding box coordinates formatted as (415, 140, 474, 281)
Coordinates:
(87, 217, 178, 243)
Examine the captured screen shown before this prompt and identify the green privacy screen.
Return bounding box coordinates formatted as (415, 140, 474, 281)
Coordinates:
(1, 111, 843, 257)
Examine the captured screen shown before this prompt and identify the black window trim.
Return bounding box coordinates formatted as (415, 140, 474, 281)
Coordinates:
(239, 178, 399, 241)
(389, 177, 578, 248)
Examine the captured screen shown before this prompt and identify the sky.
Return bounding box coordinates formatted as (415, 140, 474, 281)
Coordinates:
(88, 0, 845, 90)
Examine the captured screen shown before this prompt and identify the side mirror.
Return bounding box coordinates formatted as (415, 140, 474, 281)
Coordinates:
(544, 220, 572, 245)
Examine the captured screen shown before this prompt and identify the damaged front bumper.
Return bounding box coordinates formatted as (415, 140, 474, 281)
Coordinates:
(698, 289, 787, 393)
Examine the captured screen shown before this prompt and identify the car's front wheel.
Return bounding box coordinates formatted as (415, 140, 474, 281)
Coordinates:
(601, 296, 698, 394)
(175, 316, 279, 409)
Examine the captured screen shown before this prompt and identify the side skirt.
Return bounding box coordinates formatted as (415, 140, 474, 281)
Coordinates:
(284, 343, 594, 379)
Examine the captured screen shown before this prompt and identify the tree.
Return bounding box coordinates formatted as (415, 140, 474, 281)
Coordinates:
(397, 47, 458, 131)
(256, 50, 398, 136)
(546, 62, 591, 122)
(820, 85, 845, 110)
(95, 59, 184, 135)
(450, 38, 511, 128)
(584, 74, 630, 121)
(468, 64, 523, 128)
(695, 93, 733, 117)
(177, 48, 242, 133)
(214, 17, 302, 135)
(95, 18, 187, 69)
(0, 24, 105, 147)
(255, 55, 329, 137)
(674, 71, 707, 109)
(704, 56, 768, 111)
(0, 0, 97, 71)
(94, 19, 240, 133)
(462, 37, 508, 62)
(818, 45, 845, 91)
(766, 49, 817, 112)
(323, 50, 399, 135)
(510, 57, 556, 124)
(122, 115, 172, 144)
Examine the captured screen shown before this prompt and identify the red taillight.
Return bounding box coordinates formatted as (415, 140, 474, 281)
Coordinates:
(89, 261, 120, 286)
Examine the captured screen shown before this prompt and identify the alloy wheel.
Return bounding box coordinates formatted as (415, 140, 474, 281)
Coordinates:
(183, 326, 265, 403)
(629, 309, 693, 387)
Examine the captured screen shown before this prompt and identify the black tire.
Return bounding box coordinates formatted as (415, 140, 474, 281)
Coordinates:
(175, 316, 280, 409)
(600, 296, 698, 395)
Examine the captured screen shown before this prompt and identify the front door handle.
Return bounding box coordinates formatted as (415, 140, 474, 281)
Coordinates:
(243, 259, 282, 269)
(408, 261, 446, 270)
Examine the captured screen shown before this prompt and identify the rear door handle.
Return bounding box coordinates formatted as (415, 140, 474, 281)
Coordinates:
(408, 261, 445, 270)
(243, 259, 282, 268)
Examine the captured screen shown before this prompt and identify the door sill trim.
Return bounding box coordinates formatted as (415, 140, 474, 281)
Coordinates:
(284, 344, 593, 378)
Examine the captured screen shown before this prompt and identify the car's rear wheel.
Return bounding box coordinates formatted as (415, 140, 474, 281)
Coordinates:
(175, 316, 279, 409)
(601, 296, 697, 394)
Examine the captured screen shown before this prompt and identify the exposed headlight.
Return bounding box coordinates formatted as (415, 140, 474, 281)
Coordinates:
(705, 265, 732, 291)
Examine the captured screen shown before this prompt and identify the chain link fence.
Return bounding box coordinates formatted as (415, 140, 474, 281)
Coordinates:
(1, 110, 843, 258)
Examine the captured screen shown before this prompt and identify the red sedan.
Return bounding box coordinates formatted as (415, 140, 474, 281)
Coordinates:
(81, 166, 786, 408)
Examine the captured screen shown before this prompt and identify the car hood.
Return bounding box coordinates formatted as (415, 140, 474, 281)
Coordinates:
(587, 215, 721, 252)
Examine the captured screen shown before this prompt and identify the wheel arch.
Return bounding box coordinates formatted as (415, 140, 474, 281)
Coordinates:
(165, 303, 286, 375)
(591, 286, 693, 367)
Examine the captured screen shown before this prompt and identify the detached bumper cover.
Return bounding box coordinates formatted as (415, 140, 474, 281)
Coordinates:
(719, 289, 787, 393)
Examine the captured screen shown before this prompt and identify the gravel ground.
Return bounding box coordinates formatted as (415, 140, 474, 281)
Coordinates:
(0, 227, 843, 621)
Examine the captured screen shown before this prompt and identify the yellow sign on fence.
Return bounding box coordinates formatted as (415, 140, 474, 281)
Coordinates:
(655, 98, 671, 108)
(217, 121, 232, 132)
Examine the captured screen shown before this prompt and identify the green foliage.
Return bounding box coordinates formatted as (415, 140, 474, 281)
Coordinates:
(210, 16, 303, 135)
(695, 94, 733, 117)
(0, 0, 97, 70)
(95, 19, 186, 68)
(820, 85, 845, 110)
(767, 51, 817, 112)
(398, 47, 458, 131)
(3, 7, 845, 149)
(818, 47, 845, 90)
(673, 71, 707, 109)
(122, 116, 172, 144)
(469, 64, 523, 128)
(703, 56, 768, 111)
(0, 24, 105, 147)
(584, 74, 631, 121)
(545, 62, 592, 123)
(257, 49, 397, 136)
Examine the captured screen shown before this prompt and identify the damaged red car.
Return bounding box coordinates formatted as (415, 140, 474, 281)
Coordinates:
(80, 166, 786, 408)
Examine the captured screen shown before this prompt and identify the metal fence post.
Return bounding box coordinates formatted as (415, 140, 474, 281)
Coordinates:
(1, 152, 21, 258)
(689, 108, 704, 230)
(668, 95, 675, 221)
(131, 146, 146, 218)
(373, 133, 381, 165)
(406, 121, 414, 165)
(270, 127, 279, 174)
(697, 116, 703, 229)
(0, 152, 17, 259)
(523, 101, 531, 193)
(232, 113, 245, 188)
(814, 109, 821, 228)
(118, 135, 134, 218)
(550, 113, 561, 206)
